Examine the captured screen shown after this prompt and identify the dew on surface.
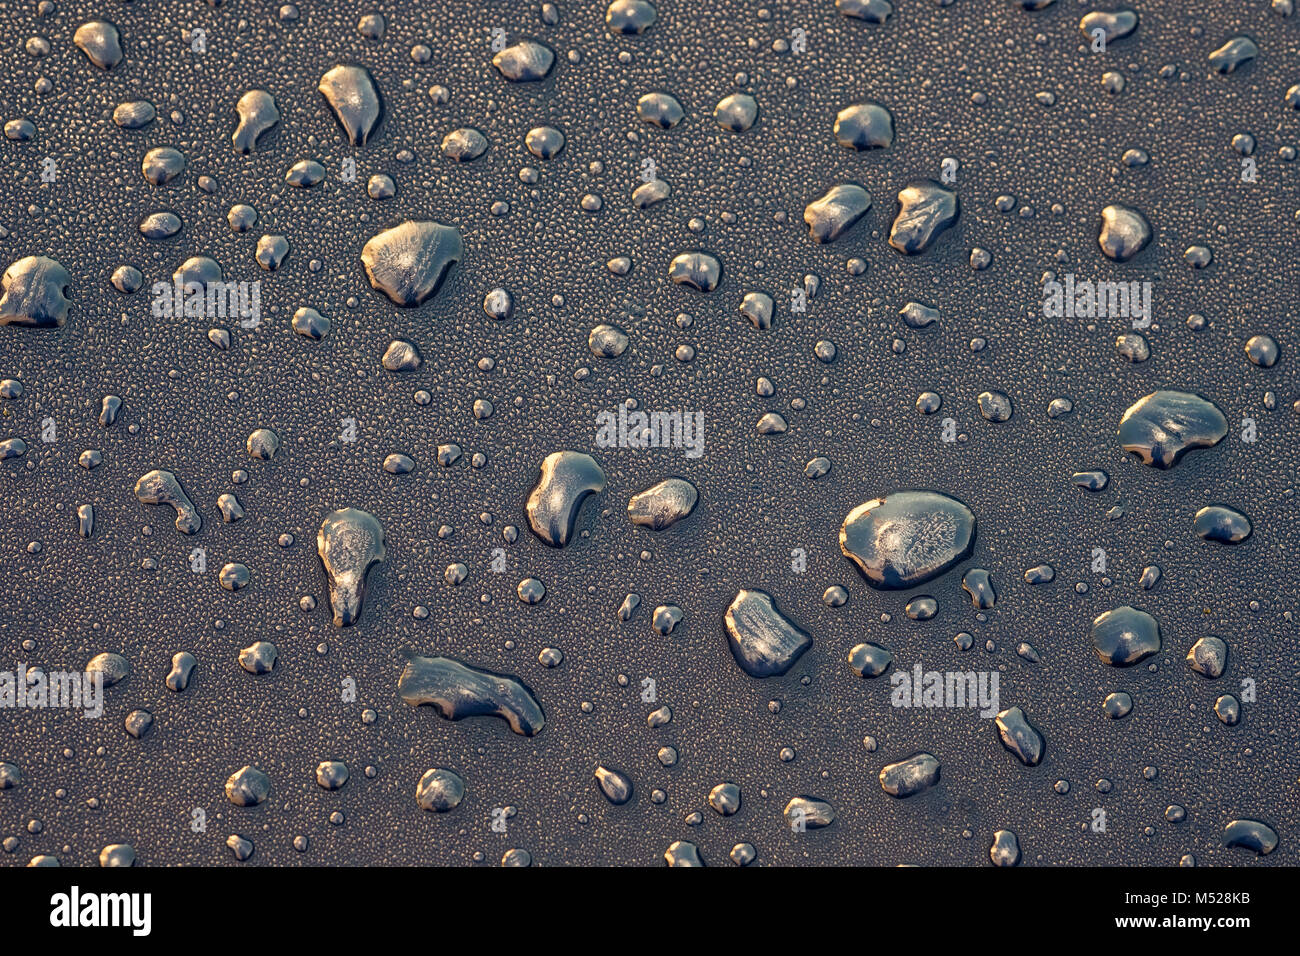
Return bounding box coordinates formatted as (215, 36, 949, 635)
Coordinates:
(0, 0, 1292, 875)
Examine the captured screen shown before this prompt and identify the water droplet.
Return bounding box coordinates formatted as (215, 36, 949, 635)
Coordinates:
(840, 491, 976, 589)
(1090, 606, 1161, 666)
(232, 90, 279, 154)
(316, 508, 385, 627)
(785, 796, 834, 829)
(1118, 391, 1227, 468)
(1098, 204, 1151, 261)
(133, 469, 201, 534)
(724, 589, 812, 677)
(0, 256, 70, 327)
(804, 183, 871, 244)
(399, 655, 545, 736)
(361, 220, 462, 307)
(1193, 505, 1251, 544)
(607, 0, 657, 34)
(667, 251, 722, 291)
(318, 65, 382, 146)
(880, 753, 941, 798)
(628, 478, 697, 530)
(1209, 36, 1258, 74)
(595, 765, 634, 804)
(1222, 819, 1277, 855)
(990, 830, 1020, 866)
(889, 181, 958, 254)
(225, 766, 271, 807)
(493, 40, 555, 82)
(995, 707, 1044, 765)
(1079, 9, 1138, 44)
(714, 93, 758, 132)
(73, 21, 123, 70)
(848, 642, 893, 677)
(834, 102, 894, 150)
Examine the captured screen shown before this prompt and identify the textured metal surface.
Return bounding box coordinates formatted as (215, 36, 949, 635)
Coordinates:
(0, 0, 1296, 866)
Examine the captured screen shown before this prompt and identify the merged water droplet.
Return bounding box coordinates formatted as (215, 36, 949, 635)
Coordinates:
(785, 796, 835, 829)
(889, 180, 958, 254)
(142, 147, 185, 186)
(977, 391, 1013, 423)
(606, 0, 658, 34)
(804, 183, 871, 244)
(833, 102, 894, 150)
(667, 251, 722, 291)
(286, 160, 325, 188)
(637, 92, 684, 129)
(1209, 36, 1258, 74)
(740, 290, 774, 328)
(292, 307, 330, 340)
(1222, 819, 1277, 855)
(442, 127, 488, 161)
(588, 324, 629, 357)
(1193, 505, 1252, 544)
(840, 491, 976, 589)
(0, 256, 70, 327)
(165, 652, 196, 692)
(664, 840, 703, 866)
(995, 707, 1044, 766)
(880, 753, 941, 797)
(86, 652, 130, 686)
(316, 508, 385, 627)
(318, 65, 382, 146)
(238, 641, 276, 673)
(723, 589, 812, 677)
(361, 220, 463, 307)
(133, 469, 201, 534)
(990, 830, 1021, 867)
(1079, 9, 1138, 44)
(900, 301, 939, 329)
(99, 844, 135, 867)
(246, 428, 280, 460)
(232, 90, 279, 154)
(73, 21, 123, 70)
(962, 568, 996, 608)
(1118, 390, 1227, 468)
(492, 40, 555, 82)
(838, 0, 894, 24)
(627, 478, 697, 530)
(398, 655, 545, 736)
(525, 451, 606, 547)
(225, 766, 271, 807)
(139, 211, 182, 240)
(1097, 204, 1151, 261)
(113, 101, 155, 129)
(1187, 636, 1228, 678)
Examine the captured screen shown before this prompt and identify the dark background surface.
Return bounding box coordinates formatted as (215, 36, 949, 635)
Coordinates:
(0, 0, 1296, 865)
